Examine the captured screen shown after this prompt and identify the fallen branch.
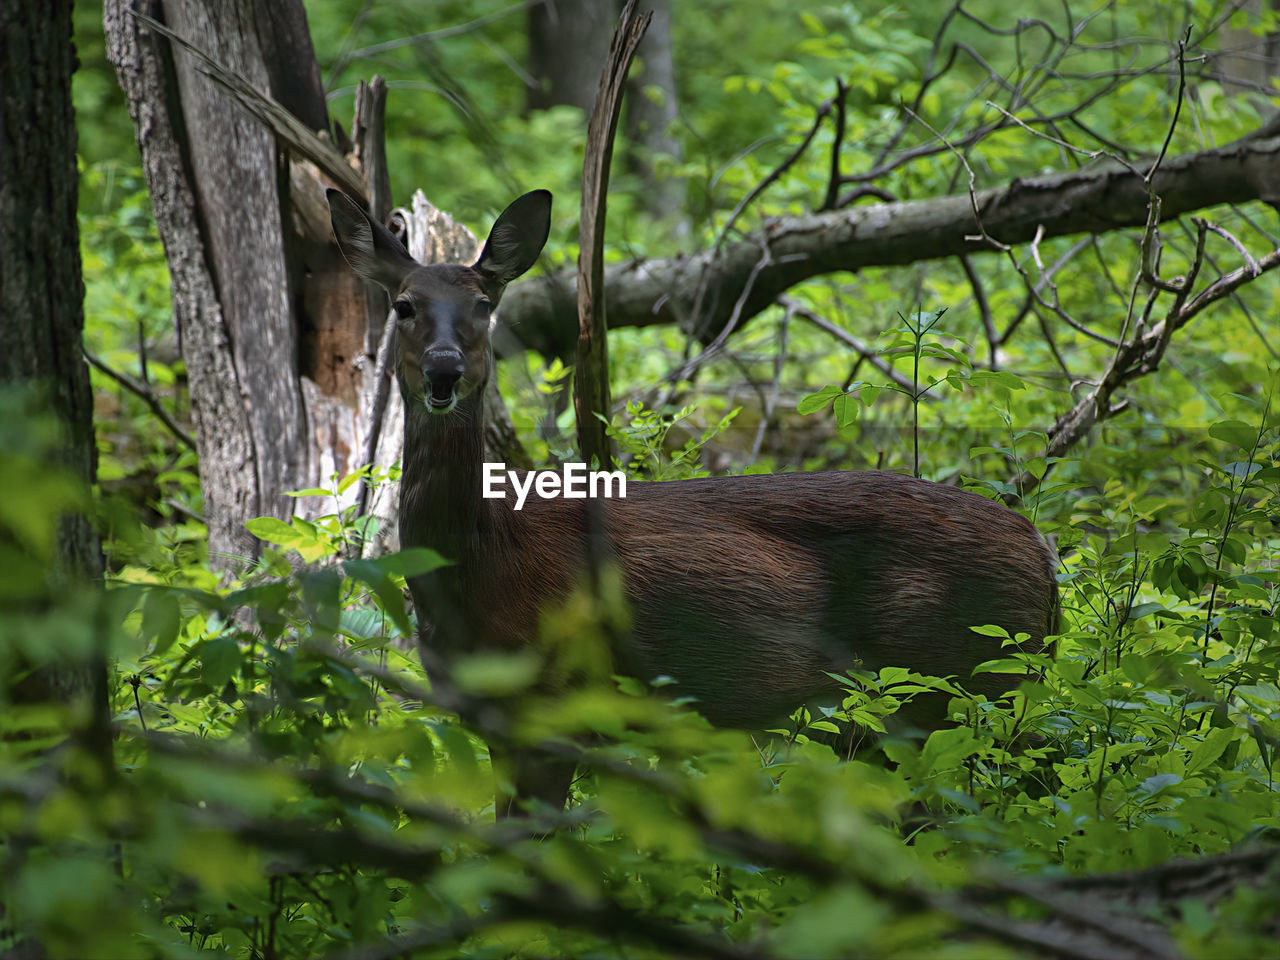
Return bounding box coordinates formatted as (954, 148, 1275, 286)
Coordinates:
(498, 132, 1280, 359)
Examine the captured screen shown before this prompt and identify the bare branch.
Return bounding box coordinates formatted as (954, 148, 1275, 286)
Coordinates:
(1008, 245, 1280, 501)
(84, 350, 197, 451)
(781, 297, 917, 393)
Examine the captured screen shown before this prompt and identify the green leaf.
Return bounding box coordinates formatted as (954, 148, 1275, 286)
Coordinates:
(798, 384, 842, 415)
(199, 636, 241, 689)
(142, 589, 181, 657)
(807, 720, 841, 734)
(245, 515, 337, 562)
(833, 392, 858, 427)
(1186, 726, 1236, 774)
(1135, 773, 1181, 799)
(1127, 602, 1168, 620)
(969, 623, 1011, 638)
(343, 549, 447, 636)
(1120, 653, 1149, 685)
(1208, 419, 1256, 451)
(336, 470, 365, 495)
(245, 516, 299, 546)
(920, 726, 981, 773)
(452, 651, 541, 696)
(368, 547, 452, 579)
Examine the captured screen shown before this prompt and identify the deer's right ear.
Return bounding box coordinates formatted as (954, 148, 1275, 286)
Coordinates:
(326, 188, 417, 292)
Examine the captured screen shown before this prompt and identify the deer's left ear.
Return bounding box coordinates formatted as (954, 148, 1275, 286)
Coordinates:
(474, 190, 552, 300)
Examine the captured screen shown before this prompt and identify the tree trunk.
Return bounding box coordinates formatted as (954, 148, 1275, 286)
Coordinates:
(1214, 0, 1280, 102)
(625, 0, 685, 228)
(527, 0, 617, 113)
(0, 0, 100, 582)
(103, 0, 340, 568)
(0, 0, 109, 769)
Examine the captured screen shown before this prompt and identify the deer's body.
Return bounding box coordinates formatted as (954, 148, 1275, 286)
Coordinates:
(399, 388, 1057, 729)
(327, 187, 1058, 812)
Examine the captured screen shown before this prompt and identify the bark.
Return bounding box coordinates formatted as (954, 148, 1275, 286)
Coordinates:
(497, 131, 1280, 359)
(1214, 0, 1280, 100)
(625, 0, 684, 226)
(527, 0, 616, 112)
(106, 0, 284, 563)
(106, 2, 532, 569)
(0, 0, 100, 582)
(576, 1, 651, 466)
(168, 2, 303, 540)
(106, 0, 381, 567)
(0, 0, 109, 764)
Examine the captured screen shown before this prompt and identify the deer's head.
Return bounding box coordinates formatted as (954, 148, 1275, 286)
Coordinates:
(327, 189, 551, 414)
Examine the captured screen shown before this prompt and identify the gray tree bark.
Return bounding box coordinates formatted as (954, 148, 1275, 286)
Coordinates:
(105, 0, 389, 569)
(1214, 0, 1280, 101)
(105, 0, 305, 565)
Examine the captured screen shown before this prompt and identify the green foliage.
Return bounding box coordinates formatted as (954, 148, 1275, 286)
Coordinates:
(607, 399, 740, 480)
(801, 308, 1032, 480)
(47, 0, 1280, 955)
(4, 390, 1279, 957)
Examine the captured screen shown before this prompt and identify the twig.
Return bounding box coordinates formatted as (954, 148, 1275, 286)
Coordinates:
(959, 254, 998, 366)
(164, 498, 207, 525)
(1200, 219, 1260, 277)
(749, 303, 791, 462)
(900, 102, 1007, 252)
(352, 315, 397, 539)
(1145, 28, 1192, 182)
(688, 94, 834, 338)
(130, 10, 366, 201)
(84, 350, 198, 451)
(341, 0, 547, 61)
(1007, 244, 1280, 501)
(821, 78, 848, 212)
(780, 296, 917, 392)
(665, 241, 774, 385)
(836, 184, 896, 209)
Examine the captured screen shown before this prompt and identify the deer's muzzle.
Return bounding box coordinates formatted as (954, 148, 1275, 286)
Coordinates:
(422, 349, 466, 413)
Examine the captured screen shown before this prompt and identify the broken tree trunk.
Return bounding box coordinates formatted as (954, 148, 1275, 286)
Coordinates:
(105, 0, 525, 569)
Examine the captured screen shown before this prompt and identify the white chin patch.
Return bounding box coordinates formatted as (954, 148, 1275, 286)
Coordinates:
(426, 395, 458, 415)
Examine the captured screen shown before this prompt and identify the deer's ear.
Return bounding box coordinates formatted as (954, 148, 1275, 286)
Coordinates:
(474, 190, 552, 299)
(326, 188, 417, 292)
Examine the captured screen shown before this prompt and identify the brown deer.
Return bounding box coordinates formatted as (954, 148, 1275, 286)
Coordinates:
(326, 188, 1059, 815)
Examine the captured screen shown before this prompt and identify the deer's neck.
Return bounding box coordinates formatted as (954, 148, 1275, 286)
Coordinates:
(399, 389, 497, 563)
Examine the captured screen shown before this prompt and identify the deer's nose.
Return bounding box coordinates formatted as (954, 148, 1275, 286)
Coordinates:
(422, 349, 466, 410)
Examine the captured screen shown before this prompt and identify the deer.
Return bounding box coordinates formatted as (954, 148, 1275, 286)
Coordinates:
(326, 187, 1060, 816)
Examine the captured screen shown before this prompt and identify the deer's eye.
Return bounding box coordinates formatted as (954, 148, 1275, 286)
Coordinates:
(473, 298, 492, 319)
(393, 299, 415, 320)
